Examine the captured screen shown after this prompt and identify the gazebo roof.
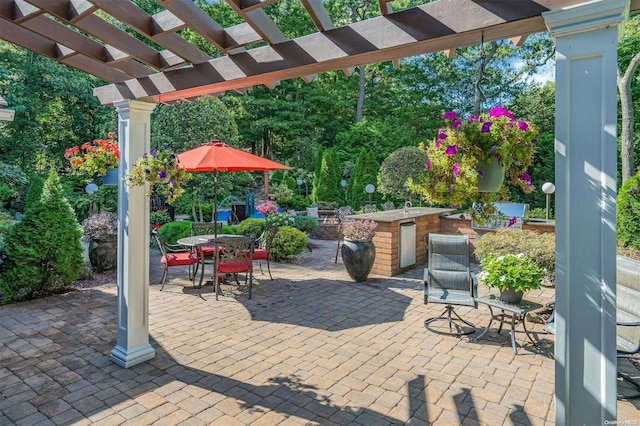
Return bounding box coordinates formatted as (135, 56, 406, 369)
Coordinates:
(1, 0, 638, 106)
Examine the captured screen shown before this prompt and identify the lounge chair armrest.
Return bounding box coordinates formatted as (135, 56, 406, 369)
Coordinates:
(470, 271, 478, 298)
(423, 268, 430, 297)
(617, 321, 640, 327)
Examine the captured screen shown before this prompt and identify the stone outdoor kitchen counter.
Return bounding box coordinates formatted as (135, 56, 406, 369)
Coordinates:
(347, 207, 454, 276)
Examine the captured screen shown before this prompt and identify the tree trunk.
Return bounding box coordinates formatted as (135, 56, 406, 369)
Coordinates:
(617, 50, 640, 184)
(356, 65, 365, 122)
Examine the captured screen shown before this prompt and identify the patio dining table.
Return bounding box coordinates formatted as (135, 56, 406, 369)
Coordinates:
(177, 234, 245, 289)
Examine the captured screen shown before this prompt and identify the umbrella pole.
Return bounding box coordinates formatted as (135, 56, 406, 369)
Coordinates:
(214, 170, 218, 237)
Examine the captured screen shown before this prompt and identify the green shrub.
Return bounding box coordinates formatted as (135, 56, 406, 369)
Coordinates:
(293, 216, 319, 234)
(159, 221, 192, 245)
(617, 170, 640, 251)
(221, 225, 238, 235)
(0, 210, 16, 248)
(278, 194, 310, 211)
(474, 228, 555, 284)
(270, 226, 307, 261)
(150, 209, 172, 227)
(237, 218, 265, 237)
(0, 170, 84, 304)
(378, 146, 427, 202)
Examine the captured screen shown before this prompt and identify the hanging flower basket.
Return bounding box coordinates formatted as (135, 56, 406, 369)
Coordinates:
(476, 157, 506, 192)
(127, 147, 192, 204)
(410, 106, 538, 223)
(102, 168, 119, 185)
(65, 133, 119, 177)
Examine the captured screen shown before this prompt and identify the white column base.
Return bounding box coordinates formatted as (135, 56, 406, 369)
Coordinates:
(110, 344, 156, 368)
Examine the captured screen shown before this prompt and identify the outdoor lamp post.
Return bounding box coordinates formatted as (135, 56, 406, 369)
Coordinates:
(365, 184, 375, 205)
(296, 179, 303, 195)
(542, 182, 555, 221)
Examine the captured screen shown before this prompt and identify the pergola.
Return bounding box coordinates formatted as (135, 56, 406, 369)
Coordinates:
(1, 0, 636, 424)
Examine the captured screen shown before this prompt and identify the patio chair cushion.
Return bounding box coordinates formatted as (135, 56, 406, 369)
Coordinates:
(162, 252, 197, 266)
(218, 262, 252, 274)
(253, 248, 268, 260)
(306, 207, 319, 218)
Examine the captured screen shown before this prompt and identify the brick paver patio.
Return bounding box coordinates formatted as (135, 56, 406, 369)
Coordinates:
(0, 238, 638, 425)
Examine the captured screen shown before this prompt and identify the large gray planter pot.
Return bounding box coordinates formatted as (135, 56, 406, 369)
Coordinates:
(89, 237, 117, 272)
(341, 239, 376, 282)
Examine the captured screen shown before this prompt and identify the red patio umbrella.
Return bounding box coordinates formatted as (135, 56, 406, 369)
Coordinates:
(177, 140, 291, 234)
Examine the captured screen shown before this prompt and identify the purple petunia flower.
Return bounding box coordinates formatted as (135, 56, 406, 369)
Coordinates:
(425, 159, 432, 170)
(150, 148, 157, 158)
(477, 169, 484, 177)
(435, 140, 442, 148)
(518, 120, 529, 131)
(489, 106, 515, 120)
(145, 169, 151, 174)
(445, 145, 457, 155)
(448, 184, 454, 193)
(452, 204, 459, 209)
(452, 119, 462, 130)
(142, 153, 147, 159)
(468, 115, 479, 122)
(170, 180, 176, 187)
(459, 214, 466, 220)
(453, 163, 460, 177)
(158, 170, 167, 179)
(438, 130, 448, 140)
(508, 216, 517, 227)
(443, 111, 457, 120)
(490, 145, 497, 154)
(520, 173, 531, 182)
(481, 121, 493, 133)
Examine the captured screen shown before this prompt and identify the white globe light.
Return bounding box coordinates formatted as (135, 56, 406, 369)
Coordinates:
(365, 184, 375, 194)
(542, 182, 556, 194)
(85, 183, 99, 194)
(297, 179, 303, 186)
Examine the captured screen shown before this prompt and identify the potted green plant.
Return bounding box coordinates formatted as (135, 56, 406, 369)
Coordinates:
(127, 147, 192, 204)
(477, 253, 545, 304)
(410, 107, 538, 224)
(340, 219, 378, 282)
(65, 133, 119, 183)
(82, 211, 118, 272)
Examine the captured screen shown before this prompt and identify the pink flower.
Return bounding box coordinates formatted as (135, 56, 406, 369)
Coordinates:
(453, 163, 460, 177)
(438, 129, 448, 140)
(451, 119, 462, 130)
(489, 106, 515, 120)
(520, 173, 531, 182)
(443, 111, 457, 120)
(518, 120, 529, 131)
(445, 145, 457, 155)
(481, 121, 493, 133)
(425, 159, 432, 170)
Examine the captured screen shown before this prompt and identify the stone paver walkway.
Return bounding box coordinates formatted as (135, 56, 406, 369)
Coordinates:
(0, 238, 638, 425)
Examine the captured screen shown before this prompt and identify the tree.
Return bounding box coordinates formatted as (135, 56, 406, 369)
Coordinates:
(617, 14, 640, 183)
(378, 146, 427, 202)
(0, 170, 83, 304)
(314, 148, 343, 204)
(349, 149, 380, 209)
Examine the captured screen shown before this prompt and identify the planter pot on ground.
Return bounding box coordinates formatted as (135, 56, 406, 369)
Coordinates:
(89, 237, 117, 272)
(500, 288, 523, 304)
(341, 239, 376, 282)
(102, 168, 119, 185)
(476, 157, 505, 192)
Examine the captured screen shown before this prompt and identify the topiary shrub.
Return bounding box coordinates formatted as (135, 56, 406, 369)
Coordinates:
(617, 170, 640, 251)
(378, 146, 427, 202)
(293, 216, 319, 234)
(474, 228, 556, 285)
(270, 226, 307, 261)
(237, 218, 266, 237)
(0, 170, 84, 304)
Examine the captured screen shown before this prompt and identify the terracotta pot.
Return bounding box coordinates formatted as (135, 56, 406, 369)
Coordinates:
(341, 239, 375, 282)
(476, 157, 505, 192)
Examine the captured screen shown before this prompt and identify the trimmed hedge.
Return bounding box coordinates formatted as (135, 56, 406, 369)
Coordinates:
(474, 228, 555, 285)
(237, 218, 266, 238)
(293, 215, 319, 234)
(270, 226, 307, 261)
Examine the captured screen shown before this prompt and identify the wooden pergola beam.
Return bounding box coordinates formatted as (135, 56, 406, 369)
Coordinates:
(225, 0, 287, 44)
(301, 0, 334, 31)
(97, 0, 602, 105)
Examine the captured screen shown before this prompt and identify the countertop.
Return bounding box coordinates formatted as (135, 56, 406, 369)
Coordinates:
(347, 207, 454, 223)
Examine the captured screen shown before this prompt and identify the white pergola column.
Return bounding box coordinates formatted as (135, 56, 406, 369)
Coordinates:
(544, 1, 628, 424)
(110, 99, 157, 368)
